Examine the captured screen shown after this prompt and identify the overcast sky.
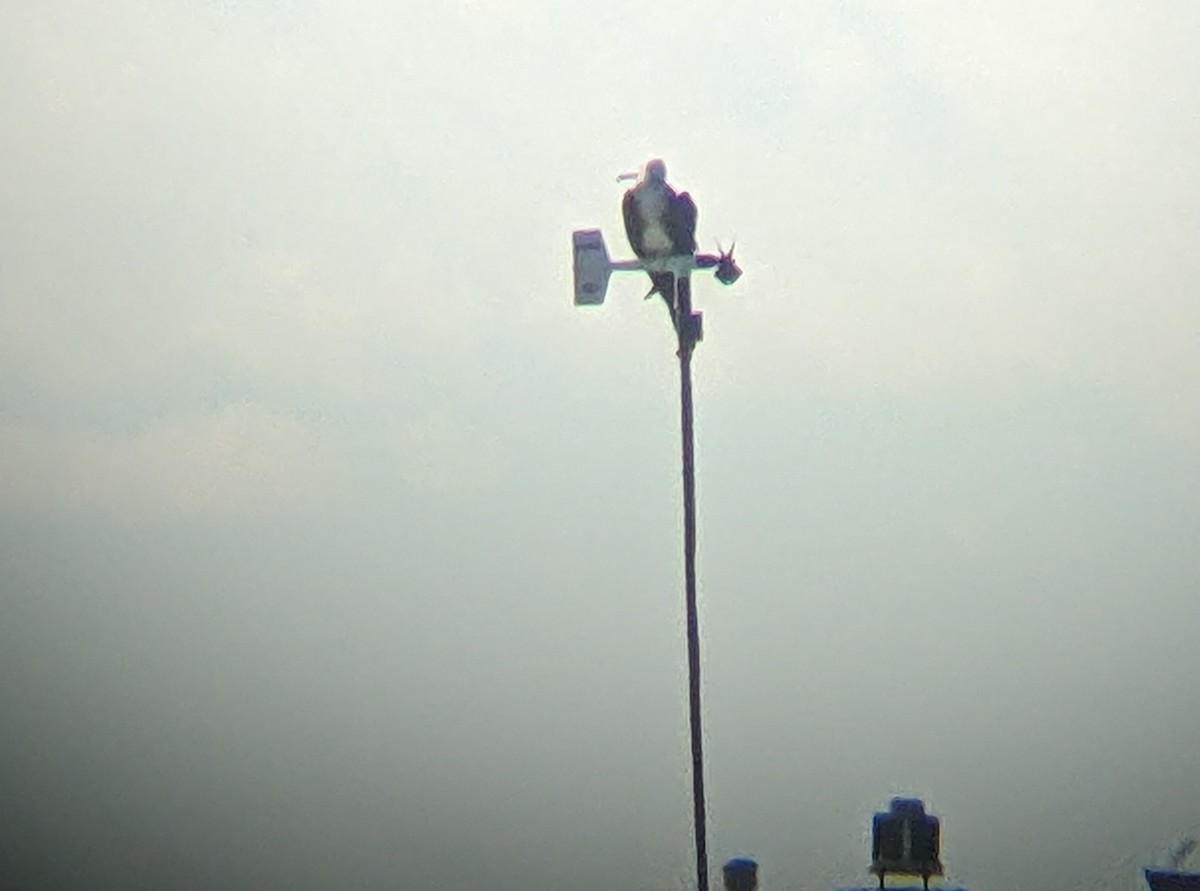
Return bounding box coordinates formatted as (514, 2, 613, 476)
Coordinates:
(3, 2, 1200, 890)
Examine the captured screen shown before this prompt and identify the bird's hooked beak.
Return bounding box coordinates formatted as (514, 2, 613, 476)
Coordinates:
(615, 171, 639, 182)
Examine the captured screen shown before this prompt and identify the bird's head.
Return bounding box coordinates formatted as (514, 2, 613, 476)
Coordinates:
(616, 158, 668, 185)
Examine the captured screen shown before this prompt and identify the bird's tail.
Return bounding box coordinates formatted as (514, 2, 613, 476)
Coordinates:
(643, 270, 676, 302)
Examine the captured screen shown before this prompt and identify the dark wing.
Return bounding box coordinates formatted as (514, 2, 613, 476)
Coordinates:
(622, 188, 646, 259)
(668, 191, 698, 255)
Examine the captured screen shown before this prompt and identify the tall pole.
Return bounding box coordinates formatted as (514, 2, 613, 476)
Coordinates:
(675, 273, 708, 891)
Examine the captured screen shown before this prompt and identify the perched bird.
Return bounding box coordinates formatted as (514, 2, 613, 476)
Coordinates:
(621, 159, 698, 307)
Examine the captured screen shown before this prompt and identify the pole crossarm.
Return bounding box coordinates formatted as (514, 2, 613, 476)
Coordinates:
(608, 253, 727, 273)
(572, 229, 741, 307)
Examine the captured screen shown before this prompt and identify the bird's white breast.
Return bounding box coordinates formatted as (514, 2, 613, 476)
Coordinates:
(635, 188, 673, 256)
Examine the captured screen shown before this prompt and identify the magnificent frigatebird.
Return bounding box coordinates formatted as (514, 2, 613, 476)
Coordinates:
(620, 159, 698, 309)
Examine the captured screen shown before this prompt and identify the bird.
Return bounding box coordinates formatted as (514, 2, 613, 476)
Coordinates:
(621, 159, 698, 310)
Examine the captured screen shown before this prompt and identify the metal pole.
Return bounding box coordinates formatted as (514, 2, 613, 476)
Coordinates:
(674, 273, 708, 891)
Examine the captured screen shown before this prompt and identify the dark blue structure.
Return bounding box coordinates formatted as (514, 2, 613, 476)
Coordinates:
(870, 798, 943, 889)
(723, 857, 759, 891)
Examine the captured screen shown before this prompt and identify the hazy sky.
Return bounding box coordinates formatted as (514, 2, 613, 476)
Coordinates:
(2, 2, 1199, 890)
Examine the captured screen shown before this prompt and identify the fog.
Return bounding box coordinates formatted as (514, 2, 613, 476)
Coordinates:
(2, 2, 1199, 890)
